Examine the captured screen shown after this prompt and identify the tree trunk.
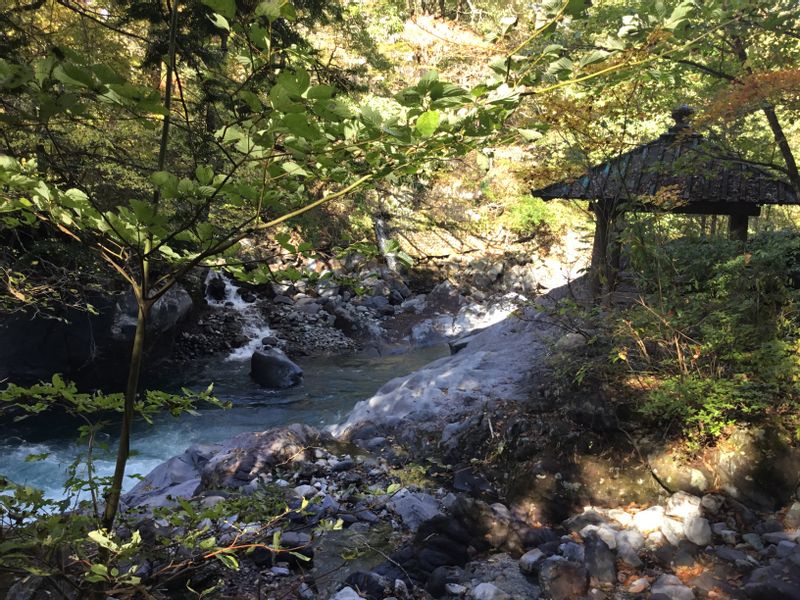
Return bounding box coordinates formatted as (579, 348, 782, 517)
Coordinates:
(728, 214, 748, 241)
(374, 213, 398, 273)
(589, 199, 612, 303)
(101, 299, 149, 530)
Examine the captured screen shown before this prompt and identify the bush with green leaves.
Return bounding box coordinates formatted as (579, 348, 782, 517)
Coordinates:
(612, 224, 800, 443)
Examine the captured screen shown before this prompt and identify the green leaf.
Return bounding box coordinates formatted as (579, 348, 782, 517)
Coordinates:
(196, 165, 214, 185)
(202, 0, 236, 20)
(88, 529, 119, 552)
(91, 64, 124, 85)
(578, 49, 609, 68)
(255, 0, 282, 22)
(564, 0, 591, 17)
(207, 13, 230, 31)
(283, 113, 320, 139)
(306, 84, 334, 100)
(415, 110, 440, 137)
(215, 552, 240, 571)
(281, 161, 311, 177)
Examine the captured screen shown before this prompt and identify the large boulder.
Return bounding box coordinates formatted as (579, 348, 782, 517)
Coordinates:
(122, 443, 219, 509)
(200, 424, 324, 489)
(250, 347, 303, 388)
(111, 284, 193, 341)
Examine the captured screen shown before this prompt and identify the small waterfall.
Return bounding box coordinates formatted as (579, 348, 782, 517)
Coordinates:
(204, 270, 274, 361)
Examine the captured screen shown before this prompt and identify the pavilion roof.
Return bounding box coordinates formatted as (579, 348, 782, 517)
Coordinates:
(531, 106, 798, 215)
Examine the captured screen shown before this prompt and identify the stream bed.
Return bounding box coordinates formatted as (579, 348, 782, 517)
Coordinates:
(0, 345, 448, 500)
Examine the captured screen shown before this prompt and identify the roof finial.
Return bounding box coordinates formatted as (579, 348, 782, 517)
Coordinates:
(672, 104, 695, 127)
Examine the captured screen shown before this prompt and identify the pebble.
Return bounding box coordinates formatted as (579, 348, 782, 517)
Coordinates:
(628, 577, 650, 593)
(701, 494, 724, 514)
(743, 532, 765, 550)
(763, 530, 800, 544)
(519, 548, 545, 574)
(471, 582, 511, 600)
(651, 574, 696, 600)
(446, 583, 467, 595)
(776, 540, 797, 558)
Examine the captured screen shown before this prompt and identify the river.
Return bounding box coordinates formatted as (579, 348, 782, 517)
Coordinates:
(0, 283, 448, 500)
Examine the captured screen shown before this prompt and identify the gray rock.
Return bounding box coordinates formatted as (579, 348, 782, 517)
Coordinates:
(123, 444, 218, 508)
(446, 583, 468, 595)
(715, 546, 749, 564)
(585, 534, 616, 583)
(112, 284, 192, 341)
(558, 541, 584, 562)
(719, 529, 738, 545)
(470, 583, 511, 600)
(742, 533, 764, 551)
(251, 347, 303, 388)
(329, 587, 364, 600)
(519, 548, 545, 574)
(763, 530, 800, 544)
(701, 494, 725, 514)
(684, 516, 712, 546)
(579, 524, 617, 549)
(633, 505, 666, 533)
(616, 530, 644, 568)
(538, 558, 588, 600)
(661, 517, 686, 546)
(786, 502, 800, 528)
(666, 491, 702, 521)
(651, 574, 695, 600)
(463, 554, 541, 600)
(293, 484, 317, 499)
(777, 540, 797, 558)
(387, 488, 440, 532)
(201, 424, 322, 489)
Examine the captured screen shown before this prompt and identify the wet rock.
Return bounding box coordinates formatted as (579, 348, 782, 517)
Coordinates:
(537, 558, 588, 600)
(123, 443, 218, 508)
(250, 347, 303, 388)
(205, 274, 227, 301)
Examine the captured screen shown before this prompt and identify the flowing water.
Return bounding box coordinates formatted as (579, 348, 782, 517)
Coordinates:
(0, 276, 448, 500)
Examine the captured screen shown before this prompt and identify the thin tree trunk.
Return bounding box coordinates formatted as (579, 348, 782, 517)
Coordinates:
(101, 0, 178, 531)
(101, 298, 149, 530)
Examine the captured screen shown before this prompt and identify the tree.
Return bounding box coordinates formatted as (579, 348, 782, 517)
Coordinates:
(1, 0, 516, 531)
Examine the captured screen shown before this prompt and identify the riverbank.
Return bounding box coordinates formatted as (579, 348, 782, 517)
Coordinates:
(11, 293, 797, 600)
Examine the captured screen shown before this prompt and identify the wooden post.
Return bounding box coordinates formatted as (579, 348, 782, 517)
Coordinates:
(728, 213, 749, 241)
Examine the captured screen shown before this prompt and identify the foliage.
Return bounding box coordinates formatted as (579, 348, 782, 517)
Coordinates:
(612, 225, 800, 443)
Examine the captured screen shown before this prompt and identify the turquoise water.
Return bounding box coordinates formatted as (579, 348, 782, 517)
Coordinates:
(0, 345, 447, 500)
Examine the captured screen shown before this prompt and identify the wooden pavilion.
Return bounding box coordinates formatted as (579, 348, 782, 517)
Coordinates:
(531, 105, 800, 298)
